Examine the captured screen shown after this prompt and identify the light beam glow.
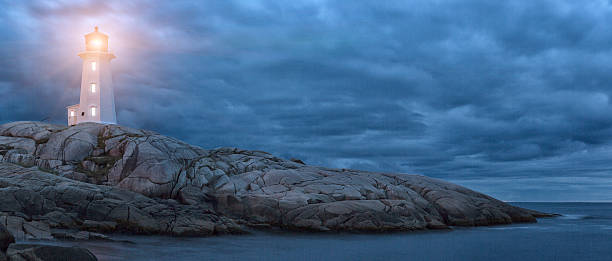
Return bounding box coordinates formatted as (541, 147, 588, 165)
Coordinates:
(91, 39, 102, 48)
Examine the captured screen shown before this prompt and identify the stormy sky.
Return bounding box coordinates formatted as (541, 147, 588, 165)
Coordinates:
(1, 0, 612, 201)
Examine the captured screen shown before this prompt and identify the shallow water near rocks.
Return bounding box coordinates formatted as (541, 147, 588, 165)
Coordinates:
(25, 203, 612, 261)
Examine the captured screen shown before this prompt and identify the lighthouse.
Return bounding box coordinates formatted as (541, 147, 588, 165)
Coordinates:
(67, 26, 117, 126)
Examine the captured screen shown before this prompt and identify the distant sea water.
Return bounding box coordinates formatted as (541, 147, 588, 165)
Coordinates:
(30, 202, 612, 261)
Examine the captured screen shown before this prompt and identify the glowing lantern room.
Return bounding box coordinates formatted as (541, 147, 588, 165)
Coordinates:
(85, 26, 109, 52)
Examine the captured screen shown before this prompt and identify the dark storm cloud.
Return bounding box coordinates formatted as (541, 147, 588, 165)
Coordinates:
(1, 0, 612, 200)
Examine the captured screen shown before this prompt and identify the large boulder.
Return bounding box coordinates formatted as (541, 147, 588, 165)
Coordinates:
(0, 223, 14, 252)
(0, 122, 64, 144)
(6, 244, 97, 261)
(0, 216, 52, 241)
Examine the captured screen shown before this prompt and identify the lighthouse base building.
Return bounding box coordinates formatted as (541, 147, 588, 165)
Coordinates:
(67, 27, 117, 126)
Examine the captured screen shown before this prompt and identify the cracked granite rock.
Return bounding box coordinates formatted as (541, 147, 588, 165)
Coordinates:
(0, 163, 242, 238)
(0, 121, 552, 238)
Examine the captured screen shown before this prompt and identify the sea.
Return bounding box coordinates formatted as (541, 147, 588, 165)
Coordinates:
(27, 202, 612, 261)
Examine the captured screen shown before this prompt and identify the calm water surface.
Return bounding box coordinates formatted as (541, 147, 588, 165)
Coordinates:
(31, 203, 612, 261)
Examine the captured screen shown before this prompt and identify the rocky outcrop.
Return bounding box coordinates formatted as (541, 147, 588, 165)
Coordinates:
(6, 244, 97, 261)
(0, 163, 242, 238)
(0, 121, 553, 238)
(2, 223, 97, 261)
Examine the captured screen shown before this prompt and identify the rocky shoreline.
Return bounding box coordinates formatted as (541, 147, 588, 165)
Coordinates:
(0, 121, 554, 259)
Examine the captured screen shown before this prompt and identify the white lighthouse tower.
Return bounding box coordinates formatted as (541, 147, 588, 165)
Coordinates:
(67, 26, 117, 126)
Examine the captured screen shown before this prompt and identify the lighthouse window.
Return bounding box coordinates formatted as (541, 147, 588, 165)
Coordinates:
(91, 83, 96, 93)
(91, 61, 96, 71)
(91, 107, 97, 116)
